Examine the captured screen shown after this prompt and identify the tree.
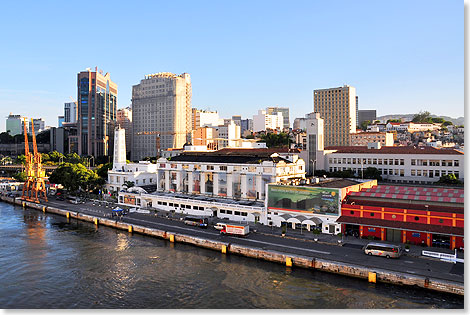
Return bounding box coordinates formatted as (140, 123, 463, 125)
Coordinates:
(363, 167, 382, 181)
(259, 132, 290, 148)
(436, 174, 462, 186)
(442, 121, 453, 126)
(386, 119, 401, 123)
(0, 132, 14, 144)
(245, 134, 255, 139)
(15, 155, 26, 165)
(96, 162, 113, 179)
(412, 111, 432, 123)
(13, 171, 26, 182)
(431, 117, 444, 124)
(66, 153, 83, 164)
(124, 181, 135, 188)
(49, 163, 103, 193)
(360, 120, 371, 131)
(35, 130, 50, 144)
(49, 151, 65, 163)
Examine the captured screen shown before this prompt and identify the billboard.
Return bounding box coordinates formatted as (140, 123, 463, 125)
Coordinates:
(267, 185, 340, 215)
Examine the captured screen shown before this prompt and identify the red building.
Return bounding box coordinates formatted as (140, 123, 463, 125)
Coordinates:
(337, 185, 464, 250)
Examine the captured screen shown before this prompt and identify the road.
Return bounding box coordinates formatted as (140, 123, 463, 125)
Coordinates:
(44, 198, 464, 284)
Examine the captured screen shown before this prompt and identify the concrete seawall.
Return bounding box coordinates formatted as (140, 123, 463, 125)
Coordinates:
(3, 196, 463, 296)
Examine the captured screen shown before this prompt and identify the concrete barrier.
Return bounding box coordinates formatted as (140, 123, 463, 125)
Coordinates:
(1, 197, 463, 296)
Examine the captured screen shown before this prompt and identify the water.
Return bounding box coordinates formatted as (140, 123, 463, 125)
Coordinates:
(0, 202, 463, 309)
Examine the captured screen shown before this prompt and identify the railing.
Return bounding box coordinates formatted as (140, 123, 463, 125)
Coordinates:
(422, 250, 463, 263)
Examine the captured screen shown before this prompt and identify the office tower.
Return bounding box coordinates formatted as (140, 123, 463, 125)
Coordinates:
(132, 72, 192, 160)
(77, 68, 118, 157)
(231, 115, 242, 127)
(266, 107, 290, 129)
(117, 107, 132, 156)
(313, 85, 357, 146)
(64, 101, 77, 123)
(358, 109, 377, 126)
(29, 118, 45, 135)
(192, 109, 223, 130)
(5, 114, 24, 136)
(240, 118, 253, 135)
(58, 116, 65, 127)
(253, 110, 283, 132)
(305, 113, 325, 174)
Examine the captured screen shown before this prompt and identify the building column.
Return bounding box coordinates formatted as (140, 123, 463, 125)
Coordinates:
(240, 174, 247, 199)
(164, 170, 170, 192)
(255, 174, 263, 200)
(381, 228, 385, 241)
(156, 171, 162, 191)
(359, 225, 363, 238)
(200, 172, 206, 195)
(451, 236, 456, 250)
(426, 233, 431, 247)
(402, 230, 407, 244)
(306, 224, 311, 231)
(188, 171, 194, 194)
(227, 173, 233, 198)
(213, 173, 219, 196)
(176, 171, 182, 192)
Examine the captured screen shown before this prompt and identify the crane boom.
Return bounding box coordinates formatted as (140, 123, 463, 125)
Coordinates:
(23, 117, 29, 156)
(30, 118, 38, 157)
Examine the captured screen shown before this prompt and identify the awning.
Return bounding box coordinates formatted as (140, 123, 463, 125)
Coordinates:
(278, 213, 292, 221)
(287, 217, 302, 224)
(302, 217, 323, 226)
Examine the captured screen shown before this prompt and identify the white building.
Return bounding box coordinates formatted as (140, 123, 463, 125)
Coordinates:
(253, 110, 283, 132)
(29, 118, 45, 135)
(108, 128, 158, 192)
(299, 113, 325, 174)
(192, 109, 224, 129)
(64, 102, 77, 123)
(214, 120, 240, 148)
(5, 114, 24, 136)
(324, 144, 464, 184)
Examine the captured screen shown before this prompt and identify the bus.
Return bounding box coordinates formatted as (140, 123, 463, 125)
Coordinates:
(183, 216, 208, 228)
(363, 242, 403, 259)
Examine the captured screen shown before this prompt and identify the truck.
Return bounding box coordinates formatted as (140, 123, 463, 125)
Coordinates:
(220, 224, 250, 236)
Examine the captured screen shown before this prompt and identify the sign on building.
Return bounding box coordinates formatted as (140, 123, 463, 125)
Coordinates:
(267, 185, 340, 215)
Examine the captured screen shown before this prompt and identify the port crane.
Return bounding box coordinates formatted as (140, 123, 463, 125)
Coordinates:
(21, 118, 48, 203)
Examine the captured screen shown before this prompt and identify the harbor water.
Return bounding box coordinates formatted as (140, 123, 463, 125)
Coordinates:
(0, 202, 463, 309)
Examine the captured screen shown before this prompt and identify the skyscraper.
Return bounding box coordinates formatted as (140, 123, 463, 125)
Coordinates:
(64, 101, 77, 123)
(132, 72, 192, 160)
(266, 107, 290, 129)
(313, 85, 357, 146)
(5, 114, 24, 136)
(77, 68, 118, 157)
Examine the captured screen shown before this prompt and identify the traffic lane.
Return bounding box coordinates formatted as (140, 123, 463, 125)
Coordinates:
(42, 200, 463, 282)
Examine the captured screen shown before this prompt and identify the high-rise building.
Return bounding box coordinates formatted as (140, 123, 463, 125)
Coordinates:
(231, 115, 242, 127)
(191, 109, 223, 130)
(117, 107, 132, 157)
(266, 107, 290, 129)
(253, 110, 283, 132)
(28, 118, 45, 135)
(5, 114, 24, 136)
(64, 101, 77, 123)
(240, 118, 253, 135)
(132, 72, 192, 160)
(77, 68, 118, 157)
(358, 109, 377, 126)
(313, 85, 357, 146)
(58, 116, 65, 127)
(299, 113, 324, 174)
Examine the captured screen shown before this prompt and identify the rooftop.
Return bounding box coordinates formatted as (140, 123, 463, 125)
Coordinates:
(325, 146, 463, 155)
(146, 191, 265, 208)
(304, 178, 362, 188)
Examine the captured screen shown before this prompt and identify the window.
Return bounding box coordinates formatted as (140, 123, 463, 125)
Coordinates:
(226, 210, 233, 215)
(439, 219, 443, 223)
(454, 160, 459, 167)
(220, 209, 226, 214)
(412, 233, 421, 238)
(241, 212, 248, 216)
(350, 211, 354, 215)
(370, 212, 375, 217)
(414, 216, 419, 221)
(400, 159, 404, 165)
(234, 211, 240, 216)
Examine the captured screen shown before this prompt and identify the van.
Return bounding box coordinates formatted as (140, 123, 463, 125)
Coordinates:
(363, 242, 402, 259)
(214, 223, 227, 230)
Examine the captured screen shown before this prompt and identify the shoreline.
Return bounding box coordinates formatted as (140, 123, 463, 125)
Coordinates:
(2, 195, 463, 297)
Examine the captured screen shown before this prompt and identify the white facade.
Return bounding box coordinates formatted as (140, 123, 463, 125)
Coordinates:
(192, 109, 224, 129)
(215, 120, 241, 147)
(325, 147, 464, 184)
(108, 161, 158, 192)
(299, 113, 325, 174)
(253, 110, 283, 132)
(64, 102, 77, 123)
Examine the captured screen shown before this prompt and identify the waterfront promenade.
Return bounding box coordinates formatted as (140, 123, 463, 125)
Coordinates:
(2, 195, 464, 296)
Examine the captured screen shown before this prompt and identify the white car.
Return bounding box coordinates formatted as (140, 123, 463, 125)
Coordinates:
(213, 223, 227, 230)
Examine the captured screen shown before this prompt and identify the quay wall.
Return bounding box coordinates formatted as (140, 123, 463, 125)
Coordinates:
(2, 196, 463, 296)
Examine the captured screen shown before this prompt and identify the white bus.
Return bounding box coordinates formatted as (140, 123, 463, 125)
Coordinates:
(363, 242, 403, 259)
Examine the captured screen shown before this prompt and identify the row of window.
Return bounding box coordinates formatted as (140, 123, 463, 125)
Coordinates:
(219, 209, 248, 216)
(156, 200, 204, 210)
(349, 210, 445, 223)
(330, 158, 405, 165)
(411, 159, 459, 167)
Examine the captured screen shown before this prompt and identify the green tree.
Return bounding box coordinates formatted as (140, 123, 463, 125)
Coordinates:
(386, 119, 401, 123)
(245, 134, 255, 139)
(35, 130, 50, 144)
(49, 151, 65, 163)
(96, 162, 113, 179)
(259, 132, 290, 148)
(65, 153, 83, 164)
(436, 174, 462, 186)
(442, 121, 453, 126)
(124, 181, 135, 188)
(15, 155, 26, 165)
(49, 163, 103, 193)
(360, 120, 371, 131)
(363, 167, 382, 180)
(431, 117, 444, 124)
(13, 171, 27, 182)
(0, 132, 14, 144)
(412, 111, 433, 123)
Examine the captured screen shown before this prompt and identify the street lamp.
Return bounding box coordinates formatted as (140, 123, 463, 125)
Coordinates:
(89, 156, 94, 168)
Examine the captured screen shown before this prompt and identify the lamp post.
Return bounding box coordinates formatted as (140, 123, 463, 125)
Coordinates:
(90, 156, 94, 168)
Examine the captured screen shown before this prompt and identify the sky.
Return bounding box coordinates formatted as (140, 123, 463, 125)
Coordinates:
(0, 0, 463, 131)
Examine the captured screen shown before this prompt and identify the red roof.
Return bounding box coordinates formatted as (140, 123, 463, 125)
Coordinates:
(325, 146, 463, 155)
(216, 148, 300, 154)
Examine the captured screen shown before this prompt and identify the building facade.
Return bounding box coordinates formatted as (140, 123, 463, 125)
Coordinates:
(117, 107, 132, 156)
(350, 131, 394, 146)
(132, 72, 192, 160)
(314, 85, 357, 146)
(28, 118, 45, 135)
(77, 68, 118, 157)
(324, 146, 464, 184)
(64, 101, 77, 123)
(191, 109, 223, 130)
(253, 110, 283, 132)
(357, 109, 377, 126)
(266, 107, 290, 129)
(5, 114, 24, 136)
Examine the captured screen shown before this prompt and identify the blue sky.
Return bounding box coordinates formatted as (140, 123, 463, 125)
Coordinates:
(0, 0, 463, 131)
